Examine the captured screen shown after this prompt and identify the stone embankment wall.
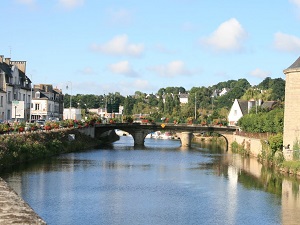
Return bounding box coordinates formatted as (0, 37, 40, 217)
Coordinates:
(0, 177, 46, 224)
(232, 134, 263, 157)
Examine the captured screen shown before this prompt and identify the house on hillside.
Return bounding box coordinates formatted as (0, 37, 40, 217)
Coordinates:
(179, 93, 189, 103)
(228, 99, 277, 126)
(219, 88, 230, 96)
(162, 93, 189, 104)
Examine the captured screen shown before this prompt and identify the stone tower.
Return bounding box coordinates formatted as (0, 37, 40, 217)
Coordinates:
(283, 56, 300, 150)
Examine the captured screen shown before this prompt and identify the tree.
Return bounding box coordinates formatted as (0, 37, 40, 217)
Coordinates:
(241, 88, 261, 101)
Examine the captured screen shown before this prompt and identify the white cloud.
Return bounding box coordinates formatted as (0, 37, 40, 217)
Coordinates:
(274, 32, 300, 52)
(57, 0, 84, 10)
(132, 79, 152, 90)
(201, 18, 247, 52)
(249, 68, 271, 78)
(107, 8, 132, 25)
(79, 67, 95, 75)
(149, 60, 192, 77)
(108, 61, 138, 77)
(290, 0, 300, 7)
(91, 34, 144, 57)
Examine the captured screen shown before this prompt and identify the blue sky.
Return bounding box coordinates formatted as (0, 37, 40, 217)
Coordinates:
(1, 0, 300, 95)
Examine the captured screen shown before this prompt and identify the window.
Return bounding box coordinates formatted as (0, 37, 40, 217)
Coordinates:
(23, 94, 25, 101)
(35, 104, 40, 110)
(8, 91, 11, 102)
(7, 110, 11, 119)
(234, 110, 237, 116)
(0, 96, 3, 107)
(35, 92, 40, 98)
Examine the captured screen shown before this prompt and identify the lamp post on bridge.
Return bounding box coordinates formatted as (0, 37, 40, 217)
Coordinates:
(66, 81, 72, 119)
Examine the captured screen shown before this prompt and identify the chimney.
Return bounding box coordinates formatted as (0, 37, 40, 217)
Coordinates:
(0, 55, 4, 63)
(5, 58, 10, 64)
(10, 61, 26, 73)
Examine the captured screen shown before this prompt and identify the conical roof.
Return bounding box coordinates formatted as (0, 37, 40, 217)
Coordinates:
(285, 56, 300, 70)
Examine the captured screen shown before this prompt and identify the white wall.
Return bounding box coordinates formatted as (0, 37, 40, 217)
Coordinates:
(228, 99, 243, 126)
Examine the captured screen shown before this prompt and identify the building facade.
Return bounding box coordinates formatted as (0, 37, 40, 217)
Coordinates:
(31, 84, 64, 121)
(283, 57, 300, 149)
(0, 55, 32, 121)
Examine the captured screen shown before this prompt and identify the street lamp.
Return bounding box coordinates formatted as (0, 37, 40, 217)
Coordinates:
(66, 81, 72, 119)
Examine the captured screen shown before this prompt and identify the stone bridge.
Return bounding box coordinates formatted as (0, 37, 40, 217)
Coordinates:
(91, 123, 237, 150)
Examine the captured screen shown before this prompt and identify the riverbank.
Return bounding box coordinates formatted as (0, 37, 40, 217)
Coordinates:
(0, 128, 103, 170)
(0, 177, 46, 224)
(195, 133, 300, 178)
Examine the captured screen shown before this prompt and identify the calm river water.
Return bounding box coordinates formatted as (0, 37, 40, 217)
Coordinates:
(1, 136, 300, 225)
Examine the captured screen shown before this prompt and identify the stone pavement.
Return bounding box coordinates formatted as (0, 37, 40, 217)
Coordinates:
(0, 177, 47, 224)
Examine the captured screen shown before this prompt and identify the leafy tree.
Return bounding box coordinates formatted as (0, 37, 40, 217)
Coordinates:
(164, 94, 174, 115)
(157, 94, 164, 112)
(238, 108, 284, 133)
(241, 88, 261, 101)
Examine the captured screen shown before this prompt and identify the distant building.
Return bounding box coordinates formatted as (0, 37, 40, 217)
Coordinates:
(179, 93, 189, 104)
(63, 108, 81, 120)
(31, 84, 64, 121)
(162, 93, 189, 104)
(219, 88, 229, 96)
(228, 99, 276, 126)
(0, 55, 32, 121)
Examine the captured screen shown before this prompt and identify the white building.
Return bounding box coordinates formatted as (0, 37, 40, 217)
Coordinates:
(0, 55, 32, 121)
(31, 84, 64, 121)
(63, 108, 82, 120)
(228, 98, 276, 126)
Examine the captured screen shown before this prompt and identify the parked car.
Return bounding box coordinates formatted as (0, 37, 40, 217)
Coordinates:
(36, 119, 46, 129)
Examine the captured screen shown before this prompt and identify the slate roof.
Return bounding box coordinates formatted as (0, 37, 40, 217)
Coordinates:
(237, 100, 249, 116)
(286, 56, 300, 70)
(0, 62, 12, 77)
(261, 101, 277, 109)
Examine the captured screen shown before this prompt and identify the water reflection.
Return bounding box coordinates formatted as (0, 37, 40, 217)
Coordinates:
(0, 137, 300, 225)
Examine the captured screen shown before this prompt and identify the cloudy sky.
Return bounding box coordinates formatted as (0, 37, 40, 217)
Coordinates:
(1, 0, 300, 95)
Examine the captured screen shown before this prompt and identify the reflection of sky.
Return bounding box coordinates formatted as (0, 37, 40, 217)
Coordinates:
(227, 165, 238, 225)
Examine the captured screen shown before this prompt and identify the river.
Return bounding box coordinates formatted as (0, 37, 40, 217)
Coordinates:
(1, 135, 300, 225)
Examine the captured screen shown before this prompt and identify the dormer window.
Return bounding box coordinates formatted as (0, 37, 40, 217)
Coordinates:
(35, 91, 40, 98)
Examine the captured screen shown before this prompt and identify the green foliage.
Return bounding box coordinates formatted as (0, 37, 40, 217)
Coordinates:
(0, 130, 101, 170)
(62, 77, 284, 124)
(293, 139, 300, 160)
(268, 133, 283, 155)
(259, 133, 283, 164)
(238, 108, 284, 133)
(231, 141, 250, 156)
(257, 77, 285, 101)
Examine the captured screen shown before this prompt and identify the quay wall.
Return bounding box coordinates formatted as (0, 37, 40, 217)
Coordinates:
(232, 134, 263, 157)
(0, 177, 47, 224)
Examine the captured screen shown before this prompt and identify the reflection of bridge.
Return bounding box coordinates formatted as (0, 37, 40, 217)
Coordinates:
(92, 123, 237, 149)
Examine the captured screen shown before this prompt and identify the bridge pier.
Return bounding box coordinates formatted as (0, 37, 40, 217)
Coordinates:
(181, 132, 193, 147)
(133, 130, 146, 146)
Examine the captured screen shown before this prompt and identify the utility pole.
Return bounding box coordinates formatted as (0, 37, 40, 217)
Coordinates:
(194, 94, 197, 120)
